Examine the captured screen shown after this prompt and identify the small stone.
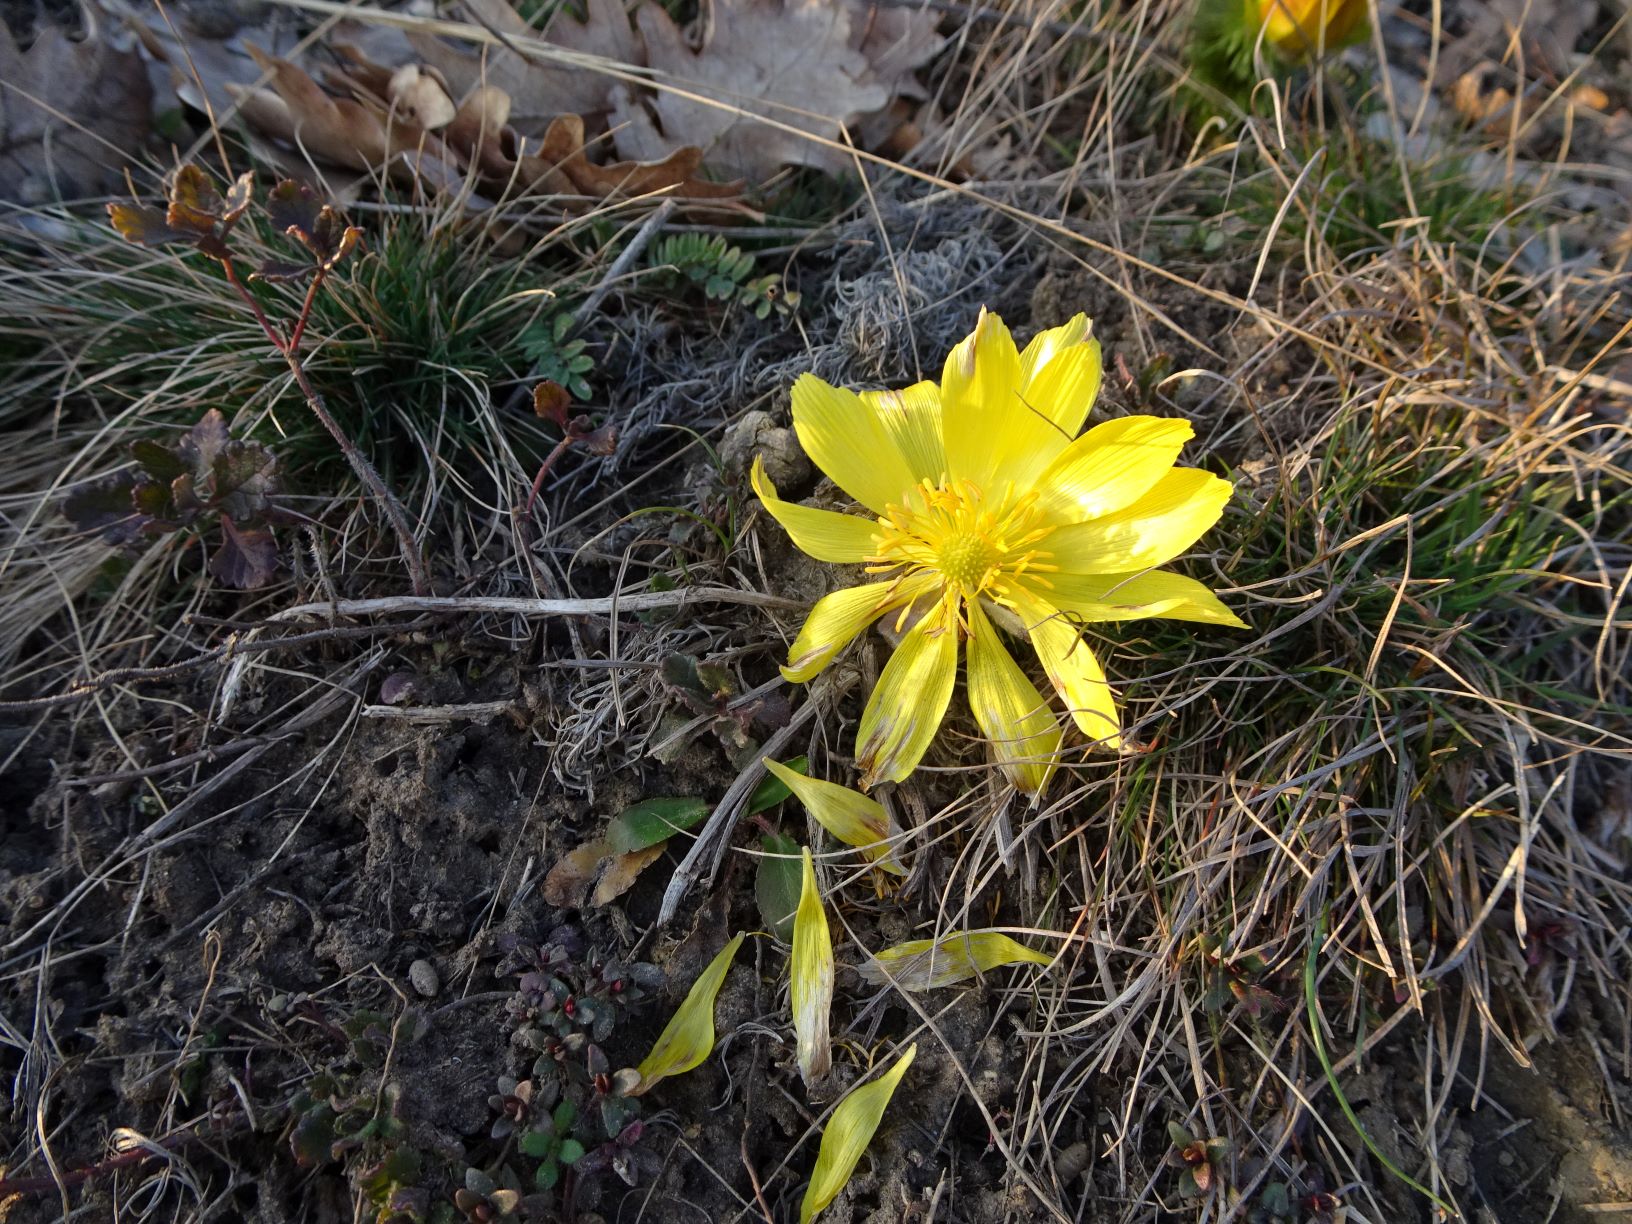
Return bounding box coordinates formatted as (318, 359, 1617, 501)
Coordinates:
(408, 959, 440, 998)
(720, 409, 811, 489)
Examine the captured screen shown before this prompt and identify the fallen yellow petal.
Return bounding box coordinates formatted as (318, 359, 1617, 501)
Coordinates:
(800, 1044, 917, 1224)
(763, 759, 906, 875)
(631, 931, 743, 1095)
(791, 848, 833, 1089)
(858, 929, 1053, 992)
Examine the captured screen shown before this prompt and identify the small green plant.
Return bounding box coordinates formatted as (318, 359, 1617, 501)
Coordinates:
(493, 927, 664, 1197)
(62, 409, 288, 588)
(1193, 934, 1284, 1019)
(648, 233, 798, 319)
(660, 650, 791, 747)
(286, 1006, 434, 1222)
(1166, 1122, 1230, 1199)
(104, 167, 429, 592)
(517, 314, 595, 402)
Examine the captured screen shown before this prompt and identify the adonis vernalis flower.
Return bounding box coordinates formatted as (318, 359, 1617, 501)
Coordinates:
(752, 309, 1245, 793)
(1255, 0, 1366, 58)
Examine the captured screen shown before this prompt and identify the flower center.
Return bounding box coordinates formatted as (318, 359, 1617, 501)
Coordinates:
(867, 478, 1056, 605)
(937, 533, 997, 590)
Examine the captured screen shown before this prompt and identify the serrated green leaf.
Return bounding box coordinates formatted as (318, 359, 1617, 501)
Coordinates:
(792, 849, 833, 1088)
(858, 930, 1053, 992)
(755, 833, 802, 942)
(748, 756, 808, 814)
(632, 932, 743, 1094)
(800, 1045, 916, 1224)
(518, 1129, 554, 1159)
(605, 797, 710, 854)
(762, 759, 905, 875)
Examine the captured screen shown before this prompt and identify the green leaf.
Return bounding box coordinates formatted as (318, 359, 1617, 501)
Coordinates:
(605, 797, 710, 855)
(518, 1129, 555, 1159)
(631, 932, 743, 1094)
(557, 1138, 586, 1166)
(534, 1157, 560, 1191)
(552, 1099, 577, 1132)
(857, 930, 1053, 992)
(792, 849, 833, 1088)
(747, 756, 807, 813)
(800, 1045, 916, 1224)
(754, 832, 802, 942)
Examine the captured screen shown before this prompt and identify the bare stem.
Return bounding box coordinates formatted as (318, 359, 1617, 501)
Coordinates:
(221, 259, 431, 595)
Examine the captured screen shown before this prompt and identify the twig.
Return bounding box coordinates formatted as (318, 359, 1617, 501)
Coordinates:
(0, 1128, 201, 1199)
(254, 588, 801, 624)
(360, 700, 519, 724)
(1, 619, 429, 716)
(565, 198, 677, 344)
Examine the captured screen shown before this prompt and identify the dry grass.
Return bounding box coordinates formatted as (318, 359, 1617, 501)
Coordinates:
(2, 0, 1630, 1220)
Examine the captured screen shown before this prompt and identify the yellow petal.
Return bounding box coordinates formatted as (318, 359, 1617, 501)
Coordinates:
(792, 848, 834, 1089)
(782, 576, 935, 684)
(790, 374, 919, 515)
(800, 1045, 917, 1224)
(1021, 330, 1103, 455)
(1031, 416, 1194, 524)
(631, 932, 743, 1094)
(858, 929, 1053, 991)
(860, 381, 945, 484)
(856, 600, 959, 787)
(1044, 570, 1248, 628)
(762, 760, 906, 874)
(1010, 588, 1119, 747)
(965, 600, 1062, 794)
(940, 309, 1067, 491)
(1017, 313, 1089, 386)
(750, 456, 881, 563)
(1044, 468, 1233, 574)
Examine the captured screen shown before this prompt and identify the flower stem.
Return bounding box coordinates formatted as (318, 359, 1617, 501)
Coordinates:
(221, 258, 430, 594)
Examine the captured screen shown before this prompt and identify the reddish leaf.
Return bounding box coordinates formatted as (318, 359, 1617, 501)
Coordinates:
(106, 201, 189, 247)
(61, 474, 142, 543)
(166, 164, 223, 235)
(221, 171, 255, 225)
(532, 380, 572, 426)
(130, 439, 188, 483)
(266, 179, 320, 239)
(211, 519, 279, 588)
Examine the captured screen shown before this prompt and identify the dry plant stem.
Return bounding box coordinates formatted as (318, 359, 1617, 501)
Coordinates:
(657, 694, 821, 925)
(0, 1130, 200, 1199)
(219, 257, 430, 595)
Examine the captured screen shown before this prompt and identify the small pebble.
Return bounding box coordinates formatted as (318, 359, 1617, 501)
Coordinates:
(408, 959, 440, 998)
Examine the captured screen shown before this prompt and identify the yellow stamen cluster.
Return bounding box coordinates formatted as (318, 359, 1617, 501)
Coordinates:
(866, 479, 1057, 611)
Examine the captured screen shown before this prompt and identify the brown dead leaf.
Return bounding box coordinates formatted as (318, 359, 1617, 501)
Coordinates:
(541, 838, 667, 907)
(610, 0, 892, 181)
(542, 838, 613, 908)
(226, 46, 464, 187)
(408, 0, 639, 133)
(0, 22, 151, 204)
(590, 843, 667, 906)
(519, 113, 744, 200)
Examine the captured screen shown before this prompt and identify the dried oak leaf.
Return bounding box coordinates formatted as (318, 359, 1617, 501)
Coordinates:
(437, 89, 743, 202)
(226, 46, 464, 187)
(0, 21, 151, 204)
(609, 0, 892, 181)
(408, 0, 639, 133)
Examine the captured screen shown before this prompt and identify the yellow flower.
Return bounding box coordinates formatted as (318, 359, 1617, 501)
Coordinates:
(752, 309, 1245, 793)
(1256, 0, 1366, 58)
